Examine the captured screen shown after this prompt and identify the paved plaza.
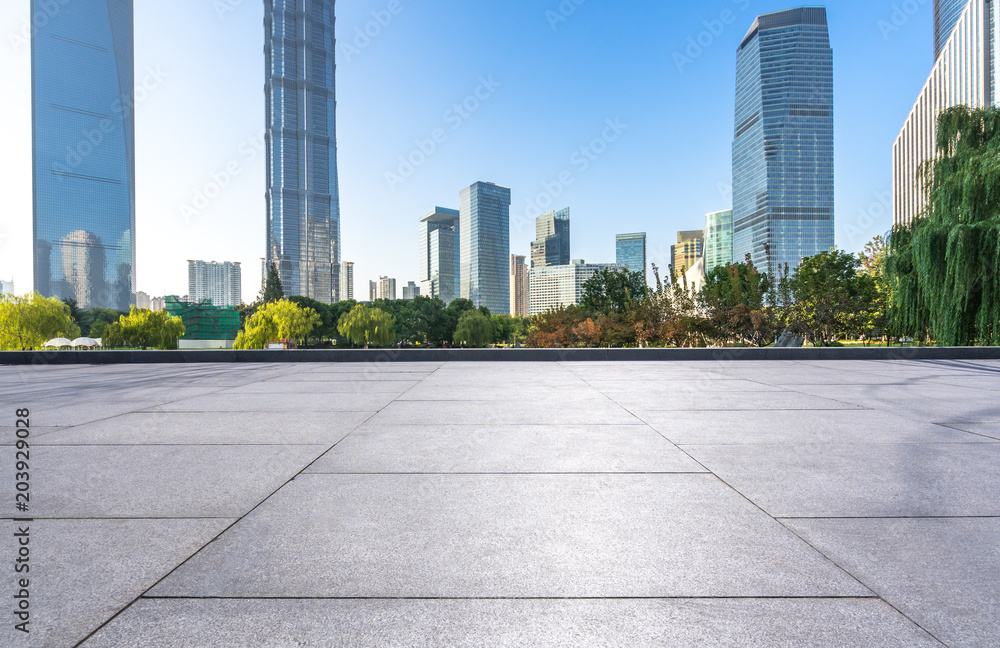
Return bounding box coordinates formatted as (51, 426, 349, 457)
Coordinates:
(2, 358, 999, 647)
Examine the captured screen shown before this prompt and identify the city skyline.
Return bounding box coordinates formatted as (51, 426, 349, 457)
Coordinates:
(0, 2, 939, 301)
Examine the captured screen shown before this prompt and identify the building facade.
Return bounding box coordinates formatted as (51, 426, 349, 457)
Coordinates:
(32, 0, 135, 310)
(510, 254, 529, 318)
(936, 0, 970, 59)
(135, 291, 151, 309)
(377, 276, 396, 301)
(704, 210, 734, 270)
(529, 261, 626, 316)
(188, 261, 242, 307)
(671, 230, 704, 282)
(531, 209, 571, 268)
(733, 7, 835, 276)
(402, 281, 420, 300)
(339, 261, 354, 301)
(265, 0, 341, 303)
(615, 232, 647, 281)
(460, 182, 511, 315)
(419, 207, 460, 304)
(0, 279, 15, 295)
(369, 280, 377, 302)
(894, 0, 996, 227)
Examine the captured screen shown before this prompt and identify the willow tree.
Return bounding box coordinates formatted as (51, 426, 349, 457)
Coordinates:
(887, 106, 1000, 346)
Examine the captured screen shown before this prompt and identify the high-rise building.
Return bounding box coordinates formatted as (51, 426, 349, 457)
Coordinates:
(460, 181, 511, 315)
(150, 296, 165, 312)
(671, 231, 704, 282)
(510, 254, 529, 318)
(529, 261, 626, 316)
(369, 280, 377, 302)
(188, 261, 242, 307)
(704, 210, 734, 270)
(419, 207, 460, 304)
(615, 233, 647, 281)
(894, 0, 994, 227)
(0, 279, 15, 295)
(32, 0, 135, 310)
(135, 291, 151, 309)
(936, 0, 969, 59)
(733, 7, 834, 276)
(339, 262, 354, 301)
(265, 0, 341, 303)
(402, 281, 420, 300)
(531, 209, 571, 269)
(377, 276, 397, 301)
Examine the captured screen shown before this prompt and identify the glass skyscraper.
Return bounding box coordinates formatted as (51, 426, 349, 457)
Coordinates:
(32, 0, 135, 310)
(460, 182, 511, 315)
(704, 210, 734, 270)
(531, 209, 571, 268)
(265, 0, 341, 303)
(419, 207, 460, 304)
(936, 0, 970, 59)
(615, 233, 647, 281)
(732, 7, 834, 278)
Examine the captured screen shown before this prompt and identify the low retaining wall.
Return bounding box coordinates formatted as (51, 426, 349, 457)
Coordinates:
(2, 346, 1000, 365)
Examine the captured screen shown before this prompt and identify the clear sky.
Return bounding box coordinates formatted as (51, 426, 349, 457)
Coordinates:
(0, 0, 935, 301)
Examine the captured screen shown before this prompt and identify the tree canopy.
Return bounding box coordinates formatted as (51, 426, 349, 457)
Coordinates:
(234, 299, 321, 349)
(580, 268, 648, 315)
(0, 293, 81, 351)
(104, 308, 185, 350)
(453, 310, 493, 347)
(337, 304, 395, 349)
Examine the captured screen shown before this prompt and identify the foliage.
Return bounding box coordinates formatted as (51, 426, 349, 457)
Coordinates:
(886, 105, 1000, 346)
(453, 310, 493, 348)
(526, 306, 591, 348)
(580, 268, 648, 315)
(698, 257, 778, 347)
(0, 293, 81, 351)
(337, 304, 396, 349)
(234, 299, 321, 349)
(492, 314, 531, 346)
(858, 235, 892, 344)
(81, 308, 128, 339)
(104, 308, 185, 350)
(784, 249, 875, 347)
(260, 262, 285, 304)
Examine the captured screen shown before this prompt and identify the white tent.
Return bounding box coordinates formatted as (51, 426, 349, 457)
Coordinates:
(43, 338, 73, 348)
(71, 337, 101, 348)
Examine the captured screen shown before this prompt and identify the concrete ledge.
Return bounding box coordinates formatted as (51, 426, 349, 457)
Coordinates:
(2, 346, 1000, 365)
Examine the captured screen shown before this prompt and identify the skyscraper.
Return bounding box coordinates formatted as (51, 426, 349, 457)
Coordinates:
(615, 233, 647, 281)
(339, 261, 354, 301)
(733, 7, 834, 276)
(531, 209, 571, 268)
(704, 210, 734, 270)
(32, 0, 135, 310)
(510, 254, 529, 318)
(377, 276, 397, 301)
(671, 231, 704, 282)
(265, 0, 341, 303)
(936, 0, 969, 59)
(402, 282, 420, 300)
(460, 182, 511, 315)
(419, 208, 460, 304)
(188, 260, 242, 307)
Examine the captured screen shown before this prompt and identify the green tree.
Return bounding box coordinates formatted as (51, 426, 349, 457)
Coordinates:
(104, 308, 185, 350)
(287, 295, 335, 343)
(0, 293, 81, 350)
(260, 262, 285, 304)
(785, 249, 875, 347)
(234, 299, 321, 349)
(886, 106, 1000, 345)
(80, 307, 128, 339)
(337, 304, 396, 349)
(580, 268, 648, 315)
(453, 309, 493, 347)
(698, 257, 777, 347)
(858, 235, 892, 345)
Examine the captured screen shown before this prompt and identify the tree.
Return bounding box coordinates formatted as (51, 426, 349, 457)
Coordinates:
(235, 299, 321, 349)
(103, 308, 185, 350)
(580, 268, 648, 315)
(785, 249, 875, 347)
(492, 314, 530, 346)
(0, 293, 81, 351)
(698, 257, 777, 347)
(260, 262, 285, 304)
(287, 295, 335, 343)
(453, 310, 493, 348)
(80, 307, 128, 339)
(337, 304, 395, 349)
(858, 235, 892, 345)
(886, 106, 1000, 346)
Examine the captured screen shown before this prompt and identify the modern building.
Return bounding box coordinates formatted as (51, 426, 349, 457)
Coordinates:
(704, 210, 734, 270)
(529, 261, 626, 316)
(339, 261, 354, 301)
(377, 276, 397, 301)
(419, 207, 460, 304)
(0, 279, 14, 295)
(460, 181, 511, 315)
(936, 0, 969, 59)
(369, 280, 377, 302)
(510, 254, 529, 318)
(894, 0, 994, 227)
(671, 230, 704, 282)
(265, 0, 341, 303)
(150, 296, 165, 312)
(135, 291, 151, 310)
(531, 209, 571, 268)
(733, 7, 835, 276)
(32, 0, 135, 310)
(188, 260, 242, 308)
(402, 281, 420, 300)
(615, 232, 647, 281)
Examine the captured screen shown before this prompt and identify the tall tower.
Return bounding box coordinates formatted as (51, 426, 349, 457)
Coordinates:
(32, 0, 135, 310)
(419, 208, 461, 304)
(460, 182, 511, 315)
(935, 0, 970, 59)
(615, 232, 647, 282)
(732, 7, 834, 277)
(530, 209, 571, 268)
(265, 0, 341, 303)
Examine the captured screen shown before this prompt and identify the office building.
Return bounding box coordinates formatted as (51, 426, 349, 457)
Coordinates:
(402, 281, 420, 300)
(936, 0, 969, 59)
(188, 261, 242, 307)
(615, 233, 647, 281)
(150, 296, 165, 312)
(531, 209, 571, 268)
(733, 7, 835, 276)
(510, 254, 529, 318)
(529, 261, 626, 316)
(377, 276, 397, 301)
(265, 0, 341, 303)
(704, 210, 734, 270)
(135, 291, 151, 310)
(894, 0, 995, 227)
(32, 0, 135, 310)
(369, 280, 377, 302)
(671, 230, 704, 282)
(460, 181, 511, 315)
(0, 279, 14, 295)
(419, 207, 460, 304)
(340, 261, 354, 301)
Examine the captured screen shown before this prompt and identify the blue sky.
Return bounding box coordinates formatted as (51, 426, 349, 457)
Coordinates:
(0, 0, 934, 300)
